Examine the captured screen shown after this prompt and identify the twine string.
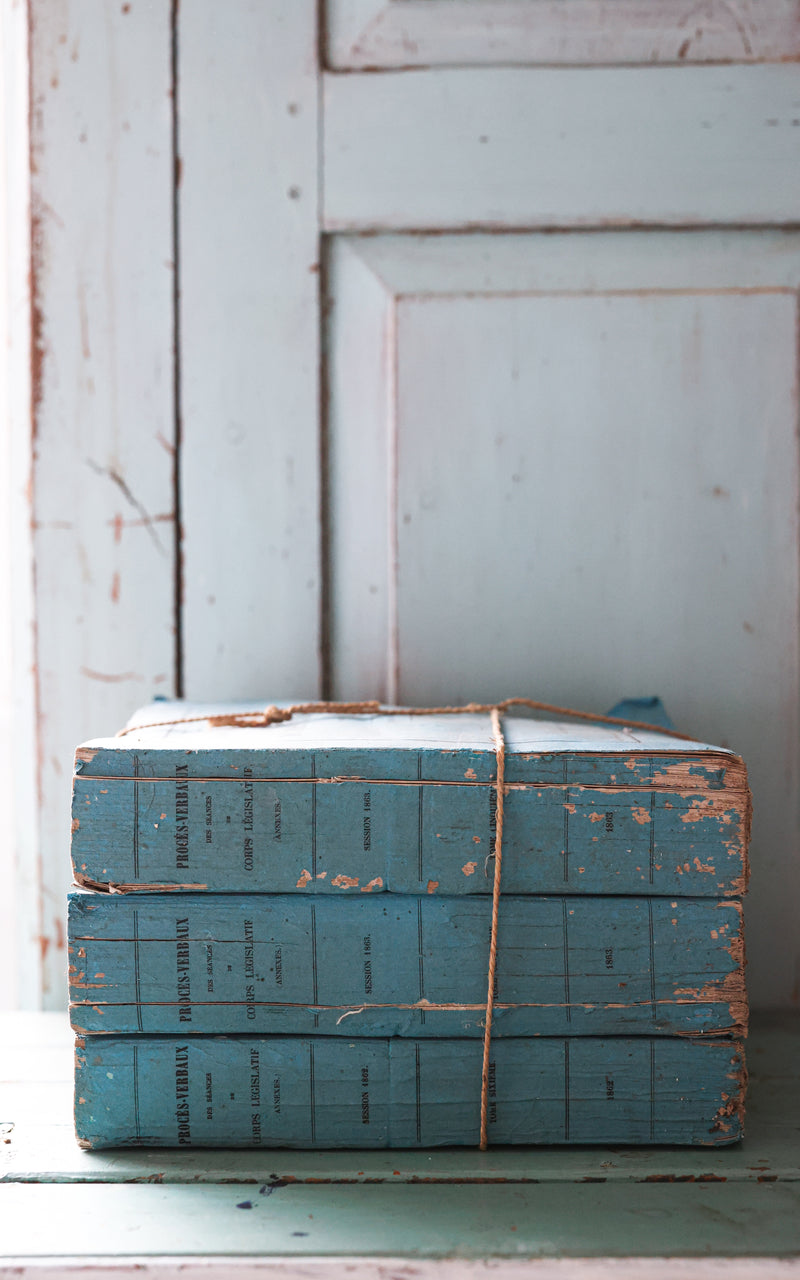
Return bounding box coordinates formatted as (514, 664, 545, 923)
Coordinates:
(116, 696, 697, 742)
(114, 696, 694, 1148)
(479, 706, 505, 1150)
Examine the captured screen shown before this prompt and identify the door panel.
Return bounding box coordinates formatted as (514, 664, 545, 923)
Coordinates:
(327, 0, 800, 68)
(328, 231, 800, 1006)
(323, 66, 800, 230)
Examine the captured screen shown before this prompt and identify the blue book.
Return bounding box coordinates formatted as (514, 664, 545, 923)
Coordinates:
(68, 891, 746, 1037)
(71, 702, 749, 896)
(74, 1033, 746, 1148)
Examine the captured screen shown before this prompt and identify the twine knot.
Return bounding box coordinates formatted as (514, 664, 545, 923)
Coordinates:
(207, 705, 293, 729)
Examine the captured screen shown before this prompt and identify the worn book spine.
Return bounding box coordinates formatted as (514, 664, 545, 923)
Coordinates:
(74, 1033, 745, 1148)
(68, 892, 746, 1037)
(71, 747, 749, 896)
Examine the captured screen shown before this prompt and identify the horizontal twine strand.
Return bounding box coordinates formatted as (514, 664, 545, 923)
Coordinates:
(115, 696, 698, 742)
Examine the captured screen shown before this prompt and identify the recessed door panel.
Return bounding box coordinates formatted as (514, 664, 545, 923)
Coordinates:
(328, 230, 800, 1005)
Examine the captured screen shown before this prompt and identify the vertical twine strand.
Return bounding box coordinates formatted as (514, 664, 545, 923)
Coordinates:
(479, 706, 506, 1151)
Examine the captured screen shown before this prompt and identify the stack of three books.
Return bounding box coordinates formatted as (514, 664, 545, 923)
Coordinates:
(68, 703, 750, 1148)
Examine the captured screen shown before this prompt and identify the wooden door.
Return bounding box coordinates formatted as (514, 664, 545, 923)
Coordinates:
(15, 0, 800, 1009)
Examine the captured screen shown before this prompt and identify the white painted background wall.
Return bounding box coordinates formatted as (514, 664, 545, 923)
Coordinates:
(2, 0, 799, 1012)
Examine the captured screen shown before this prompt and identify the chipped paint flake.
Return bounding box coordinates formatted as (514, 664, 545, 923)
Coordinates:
(694, 855, 715, 874)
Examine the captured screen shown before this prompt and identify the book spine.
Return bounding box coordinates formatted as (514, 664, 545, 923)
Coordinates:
(74, 1033, 746, 1148)
(68, 892, 746, 1037)
(71, 772, 748, 896)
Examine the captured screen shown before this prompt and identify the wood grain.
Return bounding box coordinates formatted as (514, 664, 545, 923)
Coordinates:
(3, 1180, 800, 1257)
(29, 0, 175, 1006)
(178, 0, 322, 701)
